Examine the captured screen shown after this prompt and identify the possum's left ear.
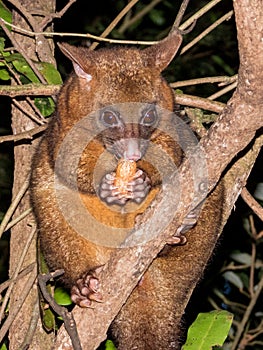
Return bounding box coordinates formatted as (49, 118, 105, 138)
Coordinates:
(143, 29, 182, 72)
(58, 42, 97, 80)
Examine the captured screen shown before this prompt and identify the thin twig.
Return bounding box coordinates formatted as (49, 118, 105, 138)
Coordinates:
(20, 295, 40, 350)
(38, 270, 82, 350)
(90, 0, 139, 50)
(179, 0, 224, 31)
(180, 10, 234, 55)
(7, 0, 41, 32)
(0, 225, 37, 328)
(0, 19, 47, 84)
(40, 0, 77, 29)
(173, 0, 190, 29)
(208, 81, 238, 100)
(0, 263, 36, 294)
(0, 124, 47, 144)
(0, 83, 61, 97)
(0, 176, 30, 239)
(170, 75, 237, 88)
(12, 99, 46, 125)
(5, 208, 32, 231)
(0, 18, 157, 46)
(241, 188, 263, 222)
(231, 275, 263, 350)
(249, 227, 256, 297)
(0, 263, 37, 343)
(174, 92, 225, 113)
(118, 0, 162, 35)
(26, 96, 48, 121)
(212, 289, 247, 311)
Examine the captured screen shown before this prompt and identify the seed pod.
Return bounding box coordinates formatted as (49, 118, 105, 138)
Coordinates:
(114, 159, 137, 195)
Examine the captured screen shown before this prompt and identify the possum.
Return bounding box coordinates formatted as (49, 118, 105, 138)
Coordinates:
(30, 30, 224, 349)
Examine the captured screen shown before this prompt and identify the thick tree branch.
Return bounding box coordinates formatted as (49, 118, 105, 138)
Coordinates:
(55, 1, 263, 348)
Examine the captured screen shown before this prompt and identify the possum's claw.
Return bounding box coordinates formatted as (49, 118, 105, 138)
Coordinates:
(71, 268, 103, 308)
(125, 170, 151, 204)
(166, 209, 198, 245)
(166, 233, 187, 245)
(99, 172, 128, 205)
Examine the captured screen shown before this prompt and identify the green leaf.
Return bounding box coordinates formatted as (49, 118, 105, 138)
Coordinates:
(230, 251, 251, 265)
(0, 342, 8, 350)
(105, 340, 117, 350)
(42, 307, 56, 332)
(182, 310, 233, 350)
(54, 286, 72, 306)
(0, 37, 5, 51)
(0, 67, 10, 80)
(34, 97, 55, 117)
(6, 54, 39, 83)
(0, 1, 12, 26)
(223, 271, 244, 290)
(5, 53, 62, 84)
(37, 62, 63, 84)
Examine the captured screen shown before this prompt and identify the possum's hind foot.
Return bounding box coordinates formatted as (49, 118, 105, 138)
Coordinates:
(166, 209, 199, 246)
(71, 268, 103, 308)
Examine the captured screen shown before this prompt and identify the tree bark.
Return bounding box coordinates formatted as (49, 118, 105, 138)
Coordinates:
(55, 0, 263, 348)
(9, 1, 55, 349)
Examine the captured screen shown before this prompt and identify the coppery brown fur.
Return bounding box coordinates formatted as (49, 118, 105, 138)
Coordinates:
(30, 32, 224, 349)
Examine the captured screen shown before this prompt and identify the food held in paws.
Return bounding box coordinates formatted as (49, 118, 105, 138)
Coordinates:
(114, 159, 137, 195)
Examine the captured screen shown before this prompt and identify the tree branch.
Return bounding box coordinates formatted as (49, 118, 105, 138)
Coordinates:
(241, 188, 263, 222)
(0, 83, 61, 97)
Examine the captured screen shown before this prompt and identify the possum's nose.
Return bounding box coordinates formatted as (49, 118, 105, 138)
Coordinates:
(123, 138, 142, 161)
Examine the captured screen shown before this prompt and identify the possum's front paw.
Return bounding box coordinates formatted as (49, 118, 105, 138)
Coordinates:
(99, 169, 151, 205)
(71, 268, 103, 308)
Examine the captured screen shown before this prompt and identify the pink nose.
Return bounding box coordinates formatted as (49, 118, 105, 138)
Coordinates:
(124, 152, 141, 161)
(123, 139, 141, 161)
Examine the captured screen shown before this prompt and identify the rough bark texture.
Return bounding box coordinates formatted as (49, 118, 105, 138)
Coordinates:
(55, 0, 263, 348)
(9, 1, 55, 349)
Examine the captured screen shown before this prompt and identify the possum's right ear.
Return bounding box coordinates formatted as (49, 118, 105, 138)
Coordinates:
(143, 29, 183, 72)
(58, 43, 94, 81)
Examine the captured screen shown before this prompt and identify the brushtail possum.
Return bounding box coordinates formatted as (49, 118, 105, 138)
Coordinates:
(30, 30, 224, 349)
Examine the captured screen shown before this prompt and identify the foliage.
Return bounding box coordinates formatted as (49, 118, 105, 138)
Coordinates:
(0, 37, 61, 116)
(182, 310, 233, 350)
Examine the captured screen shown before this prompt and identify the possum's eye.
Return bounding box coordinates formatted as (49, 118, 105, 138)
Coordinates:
(141, 107, 158, 126)
(100, 110, 120, 127)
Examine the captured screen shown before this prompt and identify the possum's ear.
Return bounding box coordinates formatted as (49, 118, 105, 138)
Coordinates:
(143, 29, 182, 72)
(58, 42, 95, 80)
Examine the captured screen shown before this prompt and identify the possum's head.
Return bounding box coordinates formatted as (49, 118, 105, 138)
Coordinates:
(58, 31, 182, 160)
